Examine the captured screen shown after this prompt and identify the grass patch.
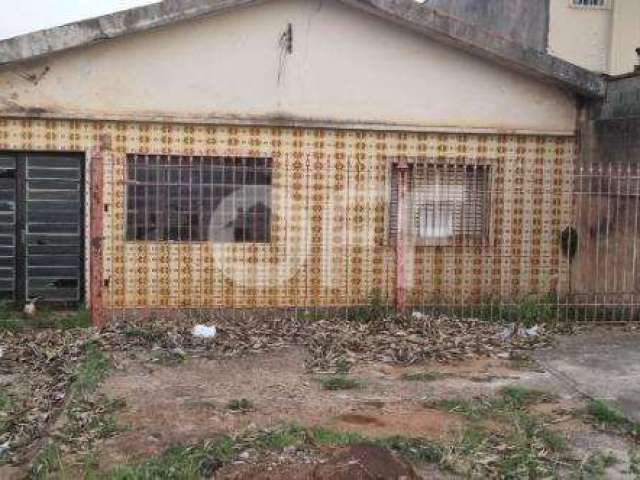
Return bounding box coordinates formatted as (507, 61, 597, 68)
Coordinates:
(317, 375, 363, 391)
(587, 400, 628, 426)
(436, 387, 552, 420)
(105, 438, 235, 480)
(99, 424, 445, 479)
(226, 398, 253, 412)
(31, 442, 65, 480)
(441, 410, 569, 478)
(73, 343, 110, 394)
(501, 386, 552, 407)
(585, 400, 640, 437)
(578, 452, 618, 478)
(0, 302, 91, 332)
(0, 391, 10, 412)
(402, 371, 449, 382)
(57, 308, 91, 329)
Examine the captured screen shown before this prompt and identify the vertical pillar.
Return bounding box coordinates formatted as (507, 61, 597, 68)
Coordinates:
(89, 142, 105, 328)
(395, 159, 408, 311)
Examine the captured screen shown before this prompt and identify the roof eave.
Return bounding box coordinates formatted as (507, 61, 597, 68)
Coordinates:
(0, 0, 265, 67)
(342, 0, 606, 98)
(0, 0, 606, 99)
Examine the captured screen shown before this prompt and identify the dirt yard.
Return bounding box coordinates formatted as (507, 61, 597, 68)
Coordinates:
(1, 314, 639, 479)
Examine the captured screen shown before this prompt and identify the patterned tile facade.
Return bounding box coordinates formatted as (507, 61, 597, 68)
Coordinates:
(0, 118, 575, 308)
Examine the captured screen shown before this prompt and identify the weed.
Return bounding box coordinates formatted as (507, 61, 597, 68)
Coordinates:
(501, 386, 552, 407)
(152, 349, 186, 366)
(578, 452, 619, 479)
(585, 400, 640, 437)
(347, 288, 389, 323)
(57, 308, 91, 329)
(335, 357, 351, 374)
(402, 371, 449, 382)
(31, 442, 64, 480)
(105, 437, 235, 480)
(226, 398, 253, 412)
(587, 400, 628, 426)
(0, 391, 10, 411)
(317, 375, 363, 391)
(375, 436, 443, 463)
(309, 426, 364, 446)
(252, 424, 307, 451)
(73, 343, 110, 394)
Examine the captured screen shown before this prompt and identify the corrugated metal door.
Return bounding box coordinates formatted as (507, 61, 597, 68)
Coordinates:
(0, 155, 16, 301)
(0, 153, 84, 306)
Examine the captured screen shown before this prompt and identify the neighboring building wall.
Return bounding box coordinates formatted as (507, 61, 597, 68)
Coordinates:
(548, 0, 640, 75)
(548, 0, 612, 73)
(426, 0, 549, 52)
(609, 1, 640, 76)
(584, 74, 640, 162)
(0, 118, 575, 308)
(0, 0, 577, 134)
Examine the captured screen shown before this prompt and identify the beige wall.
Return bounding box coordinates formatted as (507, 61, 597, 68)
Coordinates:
(0, 0, 577, 134)
(609, 0, 640, 75)
(549, 0, 640, 75)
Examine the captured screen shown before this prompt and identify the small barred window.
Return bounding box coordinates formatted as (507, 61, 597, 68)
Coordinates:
(390, 162, 491, 246)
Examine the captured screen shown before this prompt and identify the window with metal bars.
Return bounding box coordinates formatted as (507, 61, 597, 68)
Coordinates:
(389, 163, 491, 245)
(571, 0, 609, 8)
(125, 155, 272, 242)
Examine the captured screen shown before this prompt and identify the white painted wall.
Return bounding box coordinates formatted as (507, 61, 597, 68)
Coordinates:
(548, 0, 612, 73)
(0, 0, 578, 134)
(609, 0, 640, 75)
(548, 0, 640, 75)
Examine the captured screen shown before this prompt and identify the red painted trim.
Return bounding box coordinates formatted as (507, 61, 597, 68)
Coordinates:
(89, 146, 104, 328)
(395, 158, 408, 311)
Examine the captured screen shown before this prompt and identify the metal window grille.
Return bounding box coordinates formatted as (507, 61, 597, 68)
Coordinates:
(571, 0, 608, 8)
(390, 162, 490, 245)
(125, 155, 272, 242)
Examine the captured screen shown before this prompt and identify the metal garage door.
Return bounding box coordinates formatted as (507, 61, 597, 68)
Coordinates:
(0, 153, 84, 306)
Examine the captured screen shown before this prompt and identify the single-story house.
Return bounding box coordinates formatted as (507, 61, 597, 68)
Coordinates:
(0, 0, 608, 320)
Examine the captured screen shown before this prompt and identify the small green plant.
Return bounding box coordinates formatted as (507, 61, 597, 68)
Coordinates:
(31, 442, 64, 479)
(501, 386, 552, 407)
(73, 342, 110, 394)
(578, 452, 618, 478)
(152, 349, 186, 366)
(318, 375, 363, 391)
(0, 391, 10, 411)
(587, 400, 627, 426)
(348, 288, 389, 323)
(105, 438, 236, 480)
(309, 426, 364, 446)
(57, 307, 91, 329)
(375, 435, 443, 463)
(402, 371, 449, 382)
(226, 398, 253, 412)
(335, 357, 351, 374)
(252, 424, 307, 451)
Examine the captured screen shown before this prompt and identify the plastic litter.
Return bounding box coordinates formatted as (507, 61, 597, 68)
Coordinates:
(411, 311, 427, 320)
(192, 324, 217, 339)
(525, 325, 541, 337)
